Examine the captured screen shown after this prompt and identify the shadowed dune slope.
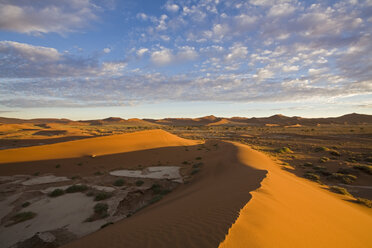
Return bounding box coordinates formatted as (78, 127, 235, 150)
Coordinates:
(0, 129, 200, 164)
(62, 141, 266, 248)
(219, 142, 372, 248)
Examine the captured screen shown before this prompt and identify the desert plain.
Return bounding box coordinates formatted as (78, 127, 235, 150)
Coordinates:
(0, 114, 371, 248)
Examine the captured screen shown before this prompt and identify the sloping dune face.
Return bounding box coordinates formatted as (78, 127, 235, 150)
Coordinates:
(219, 142, 372, 248)
(62, 141, 266, 248)
(0, 129, 200, 164)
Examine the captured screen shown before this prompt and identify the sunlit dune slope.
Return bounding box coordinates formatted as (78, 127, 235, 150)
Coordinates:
(0, 129, 200, 164)
(219, 142, 372, 248)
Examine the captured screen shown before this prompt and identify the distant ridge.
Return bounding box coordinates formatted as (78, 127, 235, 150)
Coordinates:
(1, 113, 371, 126)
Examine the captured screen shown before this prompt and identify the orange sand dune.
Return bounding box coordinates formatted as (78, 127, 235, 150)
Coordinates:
(220, 142, 372, 248)
(0, 129, 200, 164)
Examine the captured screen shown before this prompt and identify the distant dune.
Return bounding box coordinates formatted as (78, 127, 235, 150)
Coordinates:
(1, 113, 371, 127)
(0, 129, 200, 164)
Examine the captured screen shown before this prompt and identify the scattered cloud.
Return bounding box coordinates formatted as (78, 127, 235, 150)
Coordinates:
(0, 0, 101, 35)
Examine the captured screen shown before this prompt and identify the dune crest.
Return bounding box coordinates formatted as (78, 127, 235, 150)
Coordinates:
(219, 142, 372, 248)
(0, 129, 200, 164)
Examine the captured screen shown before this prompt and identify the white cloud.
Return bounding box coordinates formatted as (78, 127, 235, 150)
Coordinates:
(165, 3, 180, 12)
(137, 48, 149, 57)
(136, 13, 148, 21)
(268, 3, 296, 17)
(177, 46, 198, 60)
(0, 40, 60, 61)
(282, 65, 299, 72)
(103, 48, 111, 53)
(0, 0, 98, 35)
(151, 48, 173, 65)
(225, 44, 248, 61)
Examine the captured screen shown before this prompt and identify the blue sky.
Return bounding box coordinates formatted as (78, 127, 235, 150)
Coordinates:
(0, 0, 371, 120)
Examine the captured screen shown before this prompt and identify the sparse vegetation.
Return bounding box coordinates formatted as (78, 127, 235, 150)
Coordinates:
(135, 180, 144, 186)
(94, 171, 104, 176)
(48, 188, 65, 197)
(355, 198, 372, 208)
(276, 147, 293, 153)
(329, 150, 341, 156)
(150, 184, 171, 195)
(329, 186, 350, 195)
(195, 157, 202, 160)
(66, 184, 88, 193)
(304, 172, 321, 183)
(8, 212, 37, 226)
(319, 157, 330, 163)
(315, 146, 329, 152)
(353, 164, 372, 175)
(303, 162, 313, 167)
(55, 164, 61, 168)
(329, 173, 357, 184)
(94, 192, 112, 201)
(191, 168, 200, 175)
(113, 179, 125, 186)
(94, 203, 109, 215)
(21, 202, 30, 208)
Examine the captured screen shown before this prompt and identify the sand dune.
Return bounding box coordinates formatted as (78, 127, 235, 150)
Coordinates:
(219, 142, 372, 248)
(0, 129, 200, 164)
(62, 141, 266, 248)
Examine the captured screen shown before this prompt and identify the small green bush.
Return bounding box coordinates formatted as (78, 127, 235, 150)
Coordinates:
(66, 184, 88, 193)
(94, 203, 108, 214)
(355, 198, 372, 208)
(191, 168, 200, 175)
(49, 188, 65, 197)
(113, 179, 125, 186)
(195, 157, 202, 160)
(135, 180, 144, 186)
(315, 146, 329, 152)
(304, 172, 320, 183)
(353, 165, 372, 175)
(329, 186, 350, 195)
(329, 150, 341, 156)
(303, 162, 313, 167)
(330, 173, 357, 184)
(21, 202, 30, 208)
(10, 212, 36, 225)
(319, 157, 330, 163)
(276, 147, 293, 154)
(94, 192, 112, 201)
(55, 164, 61, 169)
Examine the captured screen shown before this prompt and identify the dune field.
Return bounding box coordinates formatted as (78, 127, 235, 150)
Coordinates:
(0, 126, 371, 248)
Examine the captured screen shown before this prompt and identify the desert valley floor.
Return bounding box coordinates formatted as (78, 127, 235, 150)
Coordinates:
(0, 115, 371, 248)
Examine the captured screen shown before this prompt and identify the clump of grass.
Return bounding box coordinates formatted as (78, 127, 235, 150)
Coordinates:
(66, 184, 88, 193)
(21, 202, 30, 208)
(70, 175, 81, 180)
(313, 165, 326, 171)
(303, 162, 313, 167)
(94, 192, 112, 201)
(113, 179, 125, 186)
(329, 150, 341, 156)
(329, 186, 350, 195)
(355, 198, 372, 208)
(315, 146, 329, 152)
(319, 157, 330, 163)
(150, 184, 171, 195)
(100, 222, 113, 229)
(193, 162, 203, 168)
(94, 171, 104, 176)
(276, 147, 293, 154)
(195, 157, 202, 160)
(304, 172, 321, 183)
(48, 188, 65, 197)
(353, 164, 372, 175)
(329, 173, 357, 184)
(191, 168, 200, 175)
(135, 180, 144, 186)
(148, 195, 163, 205)
(94, 203, 109, 214)
(77, 163, 83, 166)
(55, 164, 61, 169)
(8, 212, 37, 226)
(182, 161, 189, 165)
